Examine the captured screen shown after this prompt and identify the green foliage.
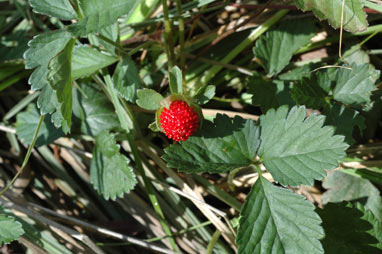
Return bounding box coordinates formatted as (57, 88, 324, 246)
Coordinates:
(47, 39, 76, 133)
(296, 0, 368, 33)
(258, 106, 348, 186)
(16, 104, 64, 147)
(291, 76, 328, 108)
(323, 170, 382, 221)
(355, 202, 382, 249)
(29, 0, 78, 20)
(194, 85, 216, 105)
(0, 214, 24, 245)
(67, 0, 139, 36)
(253, 19, 315, 76)
(317, 202, 381, 253)
(5, 0, 382, 253)
(169, 66, 183, 94)
(24, 30, 72, 116)
(333, 64, 379, 105)
(136, 89, 164, 110)
(323, 104, 366, 144)
(72, 83, 120, 136)
(112, 56, 142, 102)
(248, 79, 294, 113)
(90, 131, 137, 200)
(163, 114, 260, 173)
(236, 176, 324, 254)
(72, 45, 118, 80)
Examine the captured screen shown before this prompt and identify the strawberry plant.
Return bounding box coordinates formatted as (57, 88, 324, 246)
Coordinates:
(0, 0, 382, 253)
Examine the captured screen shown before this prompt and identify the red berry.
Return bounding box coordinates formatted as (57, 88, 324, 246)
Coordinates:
(159, 100, 200, 142)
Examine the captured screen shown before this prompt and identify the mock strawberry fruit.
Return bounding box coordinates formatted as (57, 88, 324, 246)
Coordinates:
(159, 100, 200, 141)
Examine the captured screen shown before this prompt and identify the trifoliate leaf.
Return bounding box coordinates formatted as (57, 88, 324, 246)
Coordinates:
(67, 0, 139, 36)
(72, 45, 118, 80)
(47, 39, 75, 133)
(333, 63, 379, 105)
(90, 131, 137, 200)
(323, 103, 366, 145)
(259, 105, 348, 187)
(29, 0, 78, 20)
(112, 56, 142, 102)
(295, 0, 368, 33)
(236, 176, 324, 254)
(253, 19, 315, 76)
(317, 202, 381, 253)
(0, 214, 24, 245)
(163, 114, 260, 173)
(323, 170, 382, 221)
(16, 104, 64, 147)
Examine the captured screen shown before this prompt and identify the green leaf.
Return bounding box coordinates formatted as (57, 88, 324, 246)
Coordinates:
(88, 24, 119, 55)
(67, 0, 138, 36)
(24, 30, 72, 116)
(323, 103, 366, 144)
(16, 104, 64, 147)
(90, 131, 137, 200)
(29, 0, 78, 20)
(354, 202, 382, 249)
(72, 82, 120, 136)
(169, 66, 183, 94)
(296, 0, 368, 33)
(47, 39, 75, 133)
(344, 46, 370, 65)
(194, 85, 216, 105)
(248, 79, 295, 113)
(323, 170, 382, 221)
(104, 75, 134, 133)
(317, 202, 381, 253)
(291, 76, 328, 109)
(112, 56, 142, 102)
(136, 89, 164, 110)
(37, 85, 60, 116)
(253, 19, 315, 76)
(259, 106, 348, 187)
(72, 46, 118, 80)
(279, 63, 320, 81)
(236, 176, 324, 254)
(333, 63, 379, 105)
(0, 214, 24, 245)
(163, 114, 260, 173)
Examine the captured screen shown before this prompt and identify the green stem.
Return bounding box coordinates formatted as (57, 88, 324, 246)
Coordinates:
(161, 0, 176, 68)
(175, 0, 185, 69)
(206, 230, 221, 254)
(0, 114, 45, 196)
(251, 164, 263, 176)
